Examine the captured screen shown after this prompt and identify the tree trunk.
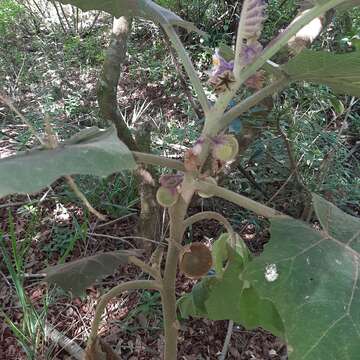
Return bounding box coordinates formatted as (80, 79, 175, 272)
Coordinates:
(97, 17, 161, 253)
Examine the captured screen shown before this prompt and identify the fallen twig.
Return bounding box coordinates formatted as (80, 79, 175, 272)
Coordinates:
(45, 322, 85, 360)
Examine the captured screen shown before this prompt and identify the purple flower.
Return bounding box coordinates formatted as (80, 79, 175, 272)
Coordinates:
(209, 49, 234, 80)
(159, 173, 184, 189)
(241, 0, 267, 39)
(241, 40, 263, 65)
(192, 137, 205, 155)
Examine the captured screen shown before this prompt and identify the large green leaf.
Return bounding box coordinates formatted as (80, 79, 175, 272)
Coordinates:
(244, 195, 360, 360)
(43, 250, 141, 296)
(52, 0, 201, 33)
(0, 127, 136, 198)
(178, 234, 284, 337)
(282, 50, 360, 97)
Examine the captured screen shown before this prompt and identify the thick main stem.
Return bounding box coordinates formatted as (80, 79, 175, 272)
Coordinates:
(161, 196, 189, 359)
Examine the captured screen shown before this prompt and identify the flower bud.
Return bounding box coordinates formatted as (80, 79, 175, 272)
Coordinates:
(156, 186, 179, 208)
(212, 134, 239, 162)
(198, 177, 217, 198)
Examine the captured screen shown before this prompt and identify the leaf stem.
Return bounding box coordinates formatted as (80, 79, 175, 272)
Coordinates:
(65, 176, 107, 221)
(195, 180, 286, 219)
(219, 77, 289, 132)
(87, 280, 162, 347)
(162, 25, 210, 115)
(183, 211, 236, 245)
(129, 255, 161, 280)
(133, 151, 185, 171)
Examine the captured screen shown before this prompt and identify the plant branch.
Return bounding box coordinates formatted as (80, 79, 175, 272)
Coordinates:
(219, 320, 234, 360)
(129, 255, 161, 280)
(236, 1, 346, 83)
(219, 77, 289, 132)
(0, 93, 45, 146)
(195, 180, 286, 219)
(161, 28, 202, 119)
(132, 151, 185, 171)
(161, 175, 194, 359)
(87, 280, 162, 348)
(45, 322, 84, 360)
(162, 24, 210, 115)
(183, 211, 235, 245)
(211, 0, 347, 121)
(65, 176, 107, 221)
(97, 17, 138, 150)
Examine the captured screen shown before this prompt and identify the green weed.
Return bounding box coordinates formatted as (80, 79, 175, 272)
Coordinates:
(0, 214, 49, 359)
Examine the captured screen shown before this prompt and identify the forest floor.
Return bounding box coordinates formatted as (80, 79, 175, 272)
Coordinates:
(0, 195, 287, 360)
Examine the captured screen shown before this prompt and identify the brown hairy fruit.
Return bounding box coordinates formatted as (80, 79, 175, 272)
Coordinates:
(179, 242, 212, 279)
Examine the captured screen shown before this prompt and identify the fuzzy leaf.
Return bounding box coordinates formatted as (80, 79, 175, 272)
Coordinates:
(244, 194, 360, 359)
(52, 0, 201, 33)
(282, 50, 360, 97)
(212, 233, 230, 276)
(0, 127, 136, 198)
(178, 244, 284, 337)
(44, 250, 141, 296)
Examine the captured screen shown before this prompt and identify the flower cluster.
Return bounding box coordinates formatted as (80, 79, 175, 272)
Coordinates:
(208, 49, 235, 92)
(238, 0, 267, 66)
(241, 0, 267, 39)
(209, 49, 234, 79)
(240, 40, 263, 65)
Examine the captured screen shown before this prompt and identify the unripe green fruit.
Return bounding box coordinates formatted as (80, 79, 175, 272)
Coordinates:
(179, 242, 213, 279)
(156, 186, 179, 208)
(213, 135, 239, 162)
(198, 177, 217, 198)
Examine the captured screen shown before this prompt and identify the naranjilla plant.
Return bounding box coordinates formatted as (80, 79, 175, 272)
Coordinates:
(1, 0, 360, 359)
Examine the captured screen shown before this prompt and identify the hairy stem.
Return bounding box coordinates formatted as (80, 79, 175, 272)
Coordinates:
(65, 176, 107, 221)
(183, 211, 235, 244)
(162, 25, 210, 115)
(161, 175, 194, 359)
(87, 280, 162, 348)
(133, 151, 185, 172)
(129, 256, 161, 280)
(219, 77, 289, 132)
(195, 180, 286, 219)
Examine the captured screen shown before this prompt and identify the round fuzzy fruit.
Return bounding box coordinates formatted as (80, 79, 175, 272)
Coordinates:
(156, 186, 179, 208)
(179, 242, 213, 279)
(212, 134, 239, 162)
(198, 177, 217, 198)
